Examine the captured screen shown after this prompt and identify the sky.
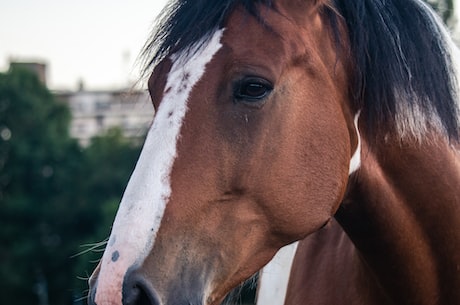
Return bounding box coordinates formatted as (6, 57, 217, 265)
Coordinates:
(0, 0, 168, 90)
(1, 0, 459, 91)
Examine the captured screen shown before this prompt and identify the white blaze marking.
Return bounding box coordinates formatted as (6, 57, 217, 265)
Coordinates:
(256, 242, 299, 305)
(94, 29, 225, 305)
(349, 111, 361, 175)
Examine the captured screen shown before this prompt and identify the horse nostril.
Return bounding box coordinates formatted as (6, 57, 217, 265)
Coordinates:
(123, 284, 141, 305)
(87, 288, 96, 305)
(88, 278, 98, 305)
(123, 271, 161, 305)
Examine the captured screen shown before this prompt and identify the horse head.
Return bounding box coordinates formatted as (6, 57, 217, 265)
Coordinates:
(89, 1, 360, 304)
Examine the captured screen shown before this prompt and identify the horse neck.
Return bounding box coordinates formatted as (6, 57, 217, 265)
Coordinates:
(336, 134, 460, 304)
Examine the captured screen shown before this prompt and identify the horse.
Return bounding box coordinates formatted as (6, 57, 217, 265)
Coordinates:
(88, 0, 460, 304)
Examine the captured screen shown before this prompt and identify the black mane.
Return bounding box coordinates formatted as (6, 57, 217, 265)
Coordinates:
(334, 0, 460, 141)
(141, 0, 272, 73)
(141, 0, 460, 142)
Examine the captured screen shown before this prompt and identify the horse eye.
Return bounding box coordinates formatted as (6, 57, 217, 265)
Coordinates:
(234, 77, 273, 102)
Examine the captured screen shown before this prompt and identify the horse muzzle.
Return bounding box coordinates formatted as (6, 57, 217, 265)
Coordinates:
(88, 267, 162, 305)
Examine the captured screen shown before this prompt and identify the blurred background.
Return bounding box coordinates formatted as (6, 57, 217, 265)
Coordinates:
(0, 1, 458, 304)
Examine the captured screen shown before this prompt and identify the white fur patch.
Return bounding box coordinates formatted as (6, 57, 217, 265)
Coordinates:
(256, 242, 299, 305)
(349, 111, 362, 175)
(94, 29, 224, 305)
(396, 0, 460, 140)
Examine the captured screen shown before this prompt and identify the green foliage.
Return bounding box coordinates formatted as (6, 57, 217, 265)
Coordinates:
(72, 129, 141, 302)
(425, 0, 455, 25)
(0, 68, 142, 305)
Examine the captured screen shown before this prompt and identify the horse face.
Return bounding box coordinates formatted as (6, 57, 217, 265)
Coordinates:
(90, 2, 355, 305)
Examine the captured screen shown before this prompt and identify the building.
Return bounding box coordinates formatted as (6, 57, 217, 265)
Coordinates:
(9, 61, 47, 85)
(56, 89, 154, 146)
(7, 61, 154, 146)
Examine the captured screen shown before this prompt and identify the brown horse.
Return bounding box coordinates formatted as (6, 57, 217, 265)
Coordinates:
(88, 0, 460, 304)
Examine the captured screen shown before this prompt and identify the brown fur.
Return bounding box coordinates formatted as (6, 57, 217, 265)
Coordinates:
(88, 1, 460, 304)
(139, 3, 355, 304)
(287, 135, 460, 304)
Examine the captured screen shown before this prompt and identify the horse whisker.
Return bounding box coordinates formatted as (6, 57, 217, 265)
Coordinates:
(71, 239, 108, 258)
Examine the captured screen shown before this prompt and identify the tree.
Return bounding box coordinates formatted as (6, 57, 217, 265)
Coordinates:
(72, 128, 141, 303)
(0, 67, 83, 305)
(425, 0, 456, 26)
(0, 67, 142, 305)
